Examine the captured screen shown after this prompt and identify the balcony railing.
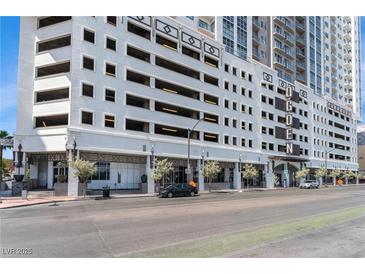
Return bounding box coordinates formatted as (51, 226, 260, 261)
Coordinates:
(297, 61, 306, 69)
(273, 16, 285, 25)
(252, 18, 260, 30)
(274, 58, 294, 71)
(274, 16, 293, 28)
(252, 33, 260, 45)
(296, 22, 305, 31)
(274, 43, 293, 58)
(296, 35, 305, 45)
(296, 49, 305, 57)
(296, 73, 305, 82)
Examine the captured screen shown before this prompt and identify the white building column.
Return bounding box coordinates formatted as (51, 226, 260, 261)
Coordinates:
(20, 153, 26, 176)
(224, 167, 230, 183)
(146, 155, 154, 194)
(233, 162, 241, 189)
(197, 159, 204, 192)
(150, 54, 156, 65)
(150, 77, 156, 88)
(149, 100, 155, 134)
(47, 161, 53, 189)
(283, 163, 289, 188)
(150, 99, 155, 111)
(266, 160, 275, 189)
(266, 171, 275, 189)
(67, 151, 79, 196)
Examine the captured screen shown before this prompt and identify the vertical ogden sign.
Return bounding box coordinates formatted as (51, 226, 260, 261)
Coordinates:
(285, 86, 294, 155)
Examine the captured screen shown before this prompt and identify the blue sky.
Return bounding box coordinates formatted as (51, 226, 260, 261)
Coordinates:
(1, 17, 19, 133)
(1, 16, 365, 159)
(1, 17, 19, 158)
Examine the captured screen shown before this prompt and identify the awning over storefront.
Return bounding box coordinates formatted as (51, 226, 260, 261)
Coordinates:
(28, 152, 67, 162)
(268, 156, 310, 162)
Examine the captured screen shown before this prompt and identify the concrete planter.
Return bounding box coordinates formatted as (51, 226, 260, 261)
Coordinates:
(56, 175, 67, 183)
(204, 182, 230, 191)
(54, 182, 68, 196)
(78, 182, 87, 196)
(141, 182, 147, 193)
(11, 181, 23, 196)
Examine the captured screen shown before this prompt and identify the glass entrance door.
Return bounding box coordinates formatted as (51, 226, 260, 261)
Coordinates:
(171, 166, 186, 185)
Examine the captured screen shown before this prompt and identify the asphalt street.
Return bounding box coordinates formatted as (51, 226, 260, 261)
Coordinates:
(1, 185, 365, 257)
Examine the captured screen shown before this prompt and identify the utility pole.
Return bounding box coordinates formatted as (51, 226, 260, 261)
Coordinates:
(186, 119, 203, 184)
(324, 148, 336, 186)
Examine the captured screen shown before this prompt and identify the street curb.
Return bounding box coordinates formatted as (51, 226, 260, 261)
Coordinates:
(0, 199, 78, 209)
(1, 184, 363, 209)
(99, 194, 158, 199)
(0, 194, 159, 209)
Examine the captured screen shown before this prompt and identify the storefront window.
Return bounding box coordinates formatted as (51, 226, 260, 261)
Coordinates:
(92, 162, 110, 180)
(53, 161, 68, 183)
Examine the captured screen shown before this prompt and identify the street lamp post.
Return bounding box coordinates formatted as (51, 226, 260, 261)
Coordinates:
(150, 144, 156, 192)
(72, 138, 77, 160)
(201, 149, 205, 170)
(200, 149, 205, 190)
(239, 154, 243, 189)
(150, 145, 155, 169)
(186, 119, 203, 184)
(324, 148, 336, 186)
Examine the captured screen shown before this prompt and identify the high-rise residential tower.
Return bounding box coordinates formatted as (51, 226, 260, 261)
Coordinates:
(14, 16, 360, 196)
(193, 16, 362, 120)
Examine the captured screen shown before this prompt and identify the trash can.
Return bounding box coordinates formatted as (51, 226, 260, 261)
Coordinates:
(102, 186, 110, 198)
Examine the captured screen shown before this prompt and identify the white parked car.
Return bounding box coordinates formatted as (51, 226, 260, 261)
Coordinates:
(299, 180, 320, 189)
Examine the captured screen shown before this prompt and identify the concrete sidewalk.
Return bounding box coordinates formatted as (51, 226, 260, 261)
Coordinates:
(0, 196, 78, 209)
(1, 184, 362, 209)
(0, 189, 264, 209)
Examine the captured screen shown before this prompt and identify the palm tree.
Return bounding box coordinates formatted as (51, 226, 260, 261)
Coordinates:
(0, 130, 13, 187)
(69, 159, 97, 197)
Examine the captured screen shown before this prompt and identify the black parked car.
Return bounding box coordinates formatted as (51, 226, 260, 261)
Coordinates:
(160, 183, 198, 198)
